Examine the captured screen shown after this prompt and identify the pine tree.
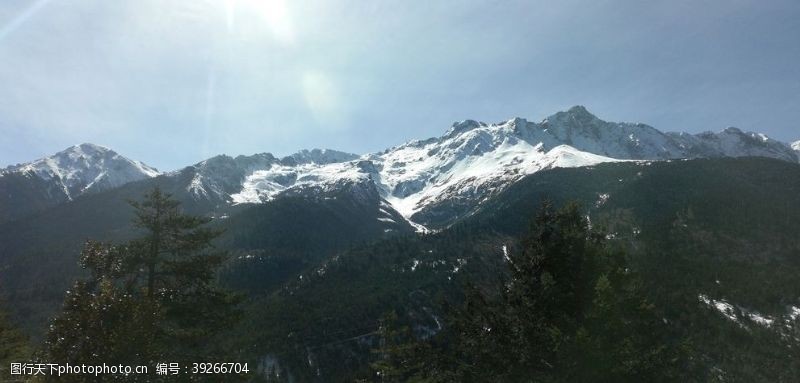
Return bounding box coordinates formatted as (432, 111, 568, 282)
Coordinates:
(371, 311, 455, 383)
(127, 187, 240, 360)
(381, 202, 695, 382)
(46, 187, 240, 378)
(47, 241, 158, 369)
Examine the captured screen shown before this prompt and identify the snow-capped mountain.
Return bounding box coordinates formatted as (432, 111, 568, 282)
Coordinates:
(182, 149, 360, 203)
(283, 148, 360, 166)
(181, 106, 798, 230)
(0, 143, 159, 223)
(668, 128, 798, 162)
(792, 140, 800, 156)
(3, 143, 159, 198)
(4, 107, 796, 230)
(185, 153, 278, 202)
(221, 125, 621, 229)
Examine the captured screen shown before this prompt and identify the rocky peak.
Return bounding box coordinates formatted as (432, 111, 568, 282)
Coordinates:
(445, 119, 484, 137)
(548, 105, 599, 123)
(281, 149, 359, 166)
(3, 143, 159, 198)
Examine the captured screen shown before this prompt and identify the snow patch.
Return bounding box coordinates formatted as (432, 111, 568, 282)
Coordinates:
(595, 193, 610, 207)
(699, 294, 739, 323)
(231, 161, 368, 204)
(698, 294, 781, 328)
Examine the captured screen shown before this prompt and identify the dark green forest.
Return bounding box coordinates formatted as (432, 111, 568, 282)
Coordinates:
(2, 157, 800, 382)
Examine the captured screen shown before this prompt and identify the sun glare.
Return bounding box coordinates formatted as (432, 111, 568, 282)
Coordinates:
(223, 0, 293, 43)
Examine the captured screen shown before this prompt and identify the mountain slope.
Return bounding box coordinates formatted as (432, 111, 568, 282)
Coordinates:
(0, 147, 410, 336)
(0, 160, 413, 334)
(669, 127, 798, 161)
(4, 107, 795, 231)
(184, 149, 359, 204)
(2, 112, 799, 380)
(233, 157, 800, 381)
(226, 106, 800, 229)
(0, 143, 159, 223)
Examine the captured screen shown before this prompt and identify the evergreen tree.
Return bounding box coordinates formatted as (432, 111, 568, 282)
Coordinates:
(371, 311, 455, 383)
(47, 241, 158, 370)
(127, 187, 240, 360)
(46, 187, 240, 380)
(377, 202, 695, 382)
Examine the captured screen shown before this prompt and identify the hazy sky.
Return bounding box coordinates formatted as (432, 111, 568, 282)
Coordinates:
(0, 0, 798, 171)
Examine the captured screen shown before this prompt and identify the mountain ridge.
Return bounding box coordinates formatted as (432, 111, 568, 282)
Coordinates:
(0, 143, 160, 223)
(217, 106, 799, 229)
(2, 143, 160, 196)
(3, 107, 798, 229)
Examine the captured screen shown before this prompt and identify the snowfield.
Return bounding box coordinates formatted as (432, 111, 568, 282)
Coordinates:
(228, 113, 625, 228)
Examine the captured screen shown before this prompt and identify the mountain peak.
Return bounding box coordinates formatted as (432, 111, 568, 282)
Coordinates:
(563, 105, 598, 119)
(508, 117, 528, 126)
(73, 142, 111, 151)
(54, 143, 116, 161)
(567, 105, 593, 115)
(791, 140, 800, 151)
(445, 119, 484, 136)
(545, 105, 600, 124)
(282, 148, 359, 165)
(719, 127, 774, 143)
(722, 127, 744, 135)
(4, 143, 159, 198)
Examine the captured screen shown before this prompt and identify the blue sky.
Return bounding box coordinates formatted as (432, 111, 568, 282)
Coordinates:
(0, 0, 798, 171)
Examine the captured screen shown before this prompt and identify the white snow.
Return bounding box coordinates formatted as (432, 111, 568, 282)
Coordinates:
(180, 107, 800, 228)
(789, 306, 800, 321)
(452, 258, 467, 273)
(189, 173, 210, 198)
(699, 294, 739, 323)
(748, 312, 774, 327)
(407, 220, 430, 233)
(2, 143, 159, 199)
(371, 127, 620, 222)
(698, 294, 782, 328)
(226, 116, 622, 226)
(231, 161, 367, 204)
(595, 193, 610, 207)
